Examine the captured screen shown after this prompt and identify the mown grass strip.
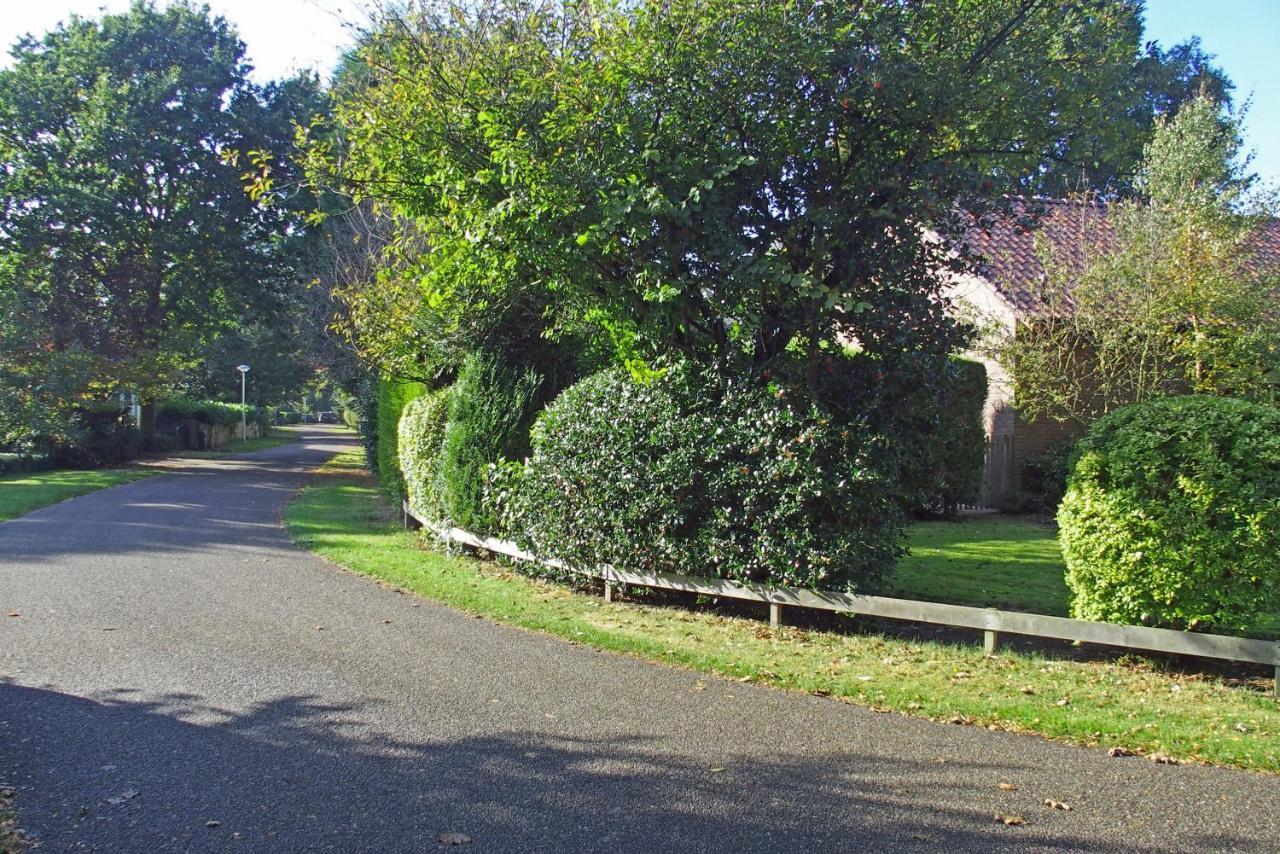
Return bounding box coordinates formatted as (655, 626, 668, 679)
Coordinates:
(0, 468, 157, 522)
(166, 429, 299, 459)
(286, 450, 1280, 773)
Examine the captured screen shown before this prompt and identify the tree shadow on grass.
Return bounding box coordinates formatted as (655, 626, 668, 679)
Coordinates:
(0, 681, 1263, 853)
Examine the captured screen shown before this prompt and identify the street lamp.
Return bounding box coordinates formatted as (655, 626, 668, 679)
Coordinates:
(236, 364, 251, 442)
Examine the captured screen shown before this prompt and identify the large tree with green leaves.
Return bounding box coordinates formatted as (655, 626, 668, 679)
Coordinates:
(0, 1, 321, 445)
(310, 0, 1143, 411)
(1005, 97, 1279, 425)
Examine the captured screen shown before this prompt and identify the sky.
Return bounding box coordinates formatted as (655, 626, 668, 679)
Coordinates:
(0, 0, 1277, 184)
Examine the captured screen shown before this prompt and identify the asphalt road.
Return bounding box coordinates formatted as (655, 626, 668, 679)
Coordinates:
(1, 427, 1277, 853)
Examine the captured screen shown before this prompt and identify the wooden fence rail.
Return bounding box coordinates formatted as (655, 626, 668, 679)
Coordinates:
(405, 502, 1280, 697)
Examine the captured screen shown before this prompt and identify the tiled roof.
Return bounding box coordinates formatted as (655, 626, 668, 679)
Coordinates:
(962, 198, 1280, 316)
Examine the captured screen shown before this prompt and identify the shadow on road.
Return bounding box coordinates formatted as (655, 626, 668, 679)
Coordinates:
(0, 680, 1251, 853)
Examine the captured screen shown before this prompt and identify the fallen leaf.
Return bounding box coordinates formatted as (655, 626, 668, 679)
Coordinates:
(993, 813, 1025, 826)
(438, 832, 472, 845)
(1108, 746, 1136, 758)
(1019, 686, 1035, 695)
(736, 676, 752, 683)
(709, 767, 726, 773)
(102, 627, 117, 631)
(206, 820, 221, 828)
(998, 782, 1016, 791)
(106, 789, 140, 806)
(381, 620, 392, 624)
(314, 625, 325, 631)
(1043, 799, 1072, 811)
(5, 612, 19, 618)
(1149, 754, 1180, 765)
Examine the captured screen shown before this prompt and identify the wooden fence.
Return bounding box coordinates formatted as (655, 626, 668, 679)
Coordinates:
(404, 502, 1280, 697)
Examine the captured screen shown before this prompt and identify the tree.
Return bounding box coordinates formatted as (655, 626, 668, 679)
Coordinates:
(1036, 35, 1235, 196)
(1005, 97, 1279, 426)
(310, 0, 1141, 412)
(0, 1, 321, 445)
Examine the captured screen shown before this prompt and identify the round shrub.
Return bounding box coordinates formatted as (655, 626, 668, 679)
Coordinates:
(397, 388, 451, 524)
(1059, 395, 1280, 632)
(497, 364, 904, 592)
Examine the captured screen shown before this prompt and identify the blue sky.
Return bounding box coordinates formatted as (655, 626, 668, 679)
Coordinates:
(1144, 0, 1280, 186)
(1, 1, 1277, 185)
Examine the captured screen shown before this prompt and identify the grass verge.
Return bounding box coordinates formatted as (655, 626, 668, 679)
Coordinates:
(0, 786, 22, 853)
(0, 468, 156, 522)
(168, 429, 298, 458)
(286, 450, 1280, 773)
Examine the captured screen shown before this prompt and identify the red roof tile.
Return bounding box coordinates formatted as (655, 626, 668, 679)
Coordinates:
(961, 198, 1280, 316)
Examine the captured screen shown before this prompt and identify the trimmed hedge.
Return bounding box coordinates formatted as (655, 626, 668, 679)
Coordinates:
(437, 351, 545, 533)
(908, 357, 987, 517)
(376, 376, 426, 500)
(157, 397, 269, 429)
(1059, 395, 1280, 633)
(496, 364, 904, 591)
(397, 388, 450, 525)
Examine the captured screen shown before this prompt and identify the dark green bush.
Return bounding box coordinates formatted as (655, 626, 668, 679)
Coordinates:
(496, 364, 904, 591)
(49, 402, 141, 468)
(437, 352, 545, 533)
(397, 387, 450, 525)
(1059, 395, 1280, 633)
(1022, 440, 1077, 513)
(904, 357, 987, 517)
(376, 376, 426, 499)
(353, 375, 380, 475)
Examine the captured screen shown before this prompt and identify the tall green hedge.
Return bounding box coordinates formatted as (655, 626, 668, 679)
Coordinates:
(1059, 395, 1280, 633)
(397, 388, 450, 525)
(376, 376, 425, 500)
(437, 351, 545, 533)
(900, 357, 987, 517)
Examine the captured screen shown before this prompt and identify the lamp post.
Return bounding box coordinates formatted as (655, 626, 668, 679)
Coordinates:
(236, 364, 250, 442)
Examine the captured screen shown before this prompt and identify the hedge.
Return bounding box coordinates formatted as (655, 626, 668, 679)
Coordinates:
(157, 396, 268, 429)
(397, 388, 450, 525)
(437, 351, 546, 533)
(376, 376, 426, 500)
(495, 364, 904, 591)
(1059, 395, 1280, 633)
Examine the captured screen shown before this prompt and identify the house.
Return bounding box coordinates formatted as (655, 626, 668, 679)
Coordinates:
(943, 198, 1280, 506)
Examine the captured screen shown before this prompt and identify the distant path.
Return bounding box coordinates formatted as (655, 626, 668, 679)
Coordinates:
(1, 426, 1276, 852)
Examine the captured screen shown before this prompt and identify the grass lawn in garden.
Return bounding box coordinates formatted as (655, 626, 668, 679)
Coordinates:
(286, 450, 1280, 773)
(0, 468, 156, 522)
(894, 518, 1070, 615)
(893, 517, 1280, 640)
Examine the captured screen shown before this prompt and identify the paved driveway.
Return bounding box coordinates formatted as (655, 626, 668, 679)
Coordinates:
(1, 427, 1277, 852)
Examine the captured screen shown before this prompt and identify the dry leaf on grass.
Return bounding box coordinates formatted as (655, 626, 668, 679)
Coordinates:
(1108, 746, 1136, 758)
(993, 813, 1025, 826)
(998, 782, 1016, 791)
(1043, 799, 1072, 811)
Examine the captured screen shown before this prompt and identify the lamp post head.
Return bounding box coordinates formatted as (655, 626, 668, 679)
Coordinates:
(236, 364, 250, 374)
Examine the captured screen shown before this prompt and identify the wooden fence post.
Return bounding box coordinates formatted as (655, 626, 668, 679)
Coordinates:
(769, 602, 782, 629)
(984, 630, 1000, 655)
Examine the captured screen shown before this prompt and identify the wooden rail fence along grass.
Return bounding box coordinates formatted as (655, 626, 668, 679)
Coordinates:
(404, 502, 1280, 697)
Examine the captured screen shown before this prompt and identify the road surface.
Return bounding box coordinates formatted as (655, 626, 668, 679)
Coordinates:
(2, 427, 1277, 852)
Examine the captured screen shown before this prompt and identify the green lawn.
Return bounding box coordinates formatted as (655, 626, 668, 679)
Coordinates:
(0, 468, 156, 522)
(894, 518, 1070, 615)
(285, 450, 1280, 773)
(167, 429, 298, 458)
(893, 517, 1280, 640)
